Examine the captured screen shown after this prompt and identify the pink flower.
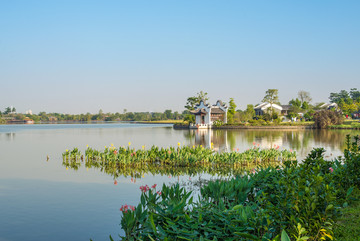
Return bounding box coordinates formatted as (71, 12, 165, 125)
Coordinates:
(253, 142, 256, 145)
(290, 149, 292, 152)
(251, 168, 256, 174)
(257, 144, 260, 147)
(114, 180, 118, 185)
(237, 148, 239, 152)
(276, 146, 279, 150)
(157, 191, 162, 195)
(113, 150, 118, 154)
(152, 184, 157, 189)
(140, 185, 150, 192)
(120, 204, 135, 213)
(168, 176, 171, 178)
(329, 167, 334, 173)
(168, 151, 171, 154)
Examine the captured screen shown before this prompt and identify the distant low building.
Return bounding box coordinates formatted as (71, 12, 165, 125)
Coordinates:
(190, 100, 228, 129)
(48, 116, 58, 122)
(254, 102, 289, 116)
(25, 109, 33, 115)
(319, 103, 338, 110)
(280, 105, 291, 116)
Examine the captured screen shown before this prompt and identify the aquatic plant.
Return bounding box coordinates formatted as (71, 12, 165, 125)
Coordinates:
(62, 145, 296, 174)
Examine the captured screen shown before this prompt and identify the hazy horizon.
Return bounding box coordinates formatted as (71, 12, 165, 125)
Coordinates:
(1, 1, 359, 114)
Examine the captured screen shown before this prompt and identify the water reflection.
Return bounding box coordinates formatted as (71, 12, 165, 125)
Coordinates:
(63, 160, 276, 180)
(5, 132, 15, 141)
(183, 129, 359, 159)
(189, 129, 229, 152)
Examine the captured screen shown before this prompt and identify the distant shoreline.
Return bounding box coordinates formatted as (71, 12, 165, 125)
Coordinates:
(0, 120, 179, 125)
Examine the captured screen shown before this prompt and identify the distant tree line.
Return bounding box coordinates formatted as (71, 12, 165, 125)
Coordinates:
(0, 107, 186, 123)
(1, 88, 359, 125)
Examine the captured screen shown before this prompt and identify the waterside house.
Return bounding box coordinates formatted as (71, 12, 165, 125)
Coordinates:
(319, 103, 339, 110)
(190, 100, 228, 129)
(254, 102, 290, 116)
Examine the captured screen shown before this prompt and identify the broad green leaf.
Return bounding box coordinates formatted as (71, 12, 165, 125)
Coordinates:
(281, 230, 291, 241)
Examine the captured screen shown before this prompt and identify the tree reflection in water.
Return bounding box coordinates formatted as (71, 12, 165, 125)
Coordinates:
(183, 128, 360, 159)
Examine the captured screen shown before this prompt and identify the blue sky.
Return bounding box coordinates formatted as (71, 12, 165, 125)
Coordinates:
(1, 0, 359, 114)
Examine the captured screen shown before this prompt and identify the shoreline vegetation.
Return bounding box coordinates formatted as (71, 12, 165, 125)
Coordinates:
(2, 119, 360, 130)
(64, 135, 360, 241)
(2, 88, 360, 129)
(174, 120, 360, 130)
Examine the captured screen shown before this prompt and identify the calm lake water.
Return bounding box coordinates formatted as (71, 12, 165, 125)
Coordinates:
(0, 123, 358, 241)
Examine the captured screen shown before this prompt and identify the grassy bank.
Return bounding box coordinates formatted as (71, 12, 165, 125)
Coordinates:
(330, 120, 360, 130)
(334, 188, 360, 240)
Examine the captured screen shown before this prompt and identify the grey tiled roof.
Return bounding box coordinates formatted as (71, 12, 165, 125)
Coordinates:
(211, 108, 225, 114)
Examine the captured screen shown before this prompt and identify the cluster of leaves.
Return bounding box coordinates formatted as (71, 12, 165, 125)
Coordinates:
(117, 135, 360, 241)
(63, 145, 296, 171)
(313, 110, 343, 129)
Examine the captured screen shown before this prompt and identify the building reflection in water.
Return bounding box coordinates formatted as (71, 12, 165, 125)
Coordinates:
(191, 129, 228, 152)
(6, 132, 16, 141)
(182, 128, 360, 159)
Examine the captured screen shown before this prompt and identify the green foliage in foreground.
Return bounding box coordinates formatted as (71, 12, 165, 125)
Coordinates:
(116, 135, 360, 241)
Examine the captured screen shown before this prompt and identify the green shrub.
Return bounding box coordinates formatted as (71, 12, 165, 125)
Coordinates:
(212, 120, 223, 127)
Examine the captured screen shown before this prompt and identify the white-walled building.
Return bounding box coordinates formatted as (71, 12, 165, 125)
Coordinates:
(25, 109, 33, 115)
(190, 100, 228, 129)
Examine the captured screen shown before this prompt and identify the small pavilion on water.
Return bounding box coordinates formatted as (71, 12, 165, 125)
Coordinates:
(190, 100, 228, 129)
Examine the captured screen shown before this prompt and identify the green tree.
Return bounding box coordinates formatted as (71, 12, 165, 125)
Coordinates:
(184, 91, 209, 111)
(245, 104, 255, 118)
(350, 88, 360, 102)
(4, 107, 11, 115)
(164, 110, 172, 119)
(227, 98, 237, 124)
(301, 101, 309, 110)
(262, 89, 279, 118)
(329, 90, 351, 104)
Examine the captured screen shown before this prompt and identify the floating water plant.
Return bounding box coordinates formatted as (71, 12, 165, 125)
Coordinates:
(62, 144, 296, 177)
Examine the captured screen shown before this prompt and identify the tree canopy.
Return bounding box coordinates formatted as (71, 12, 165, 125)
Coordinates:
(262, 89, 279, 105)
(227, 98, 237, 124)
(184, 91, 209, 111)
